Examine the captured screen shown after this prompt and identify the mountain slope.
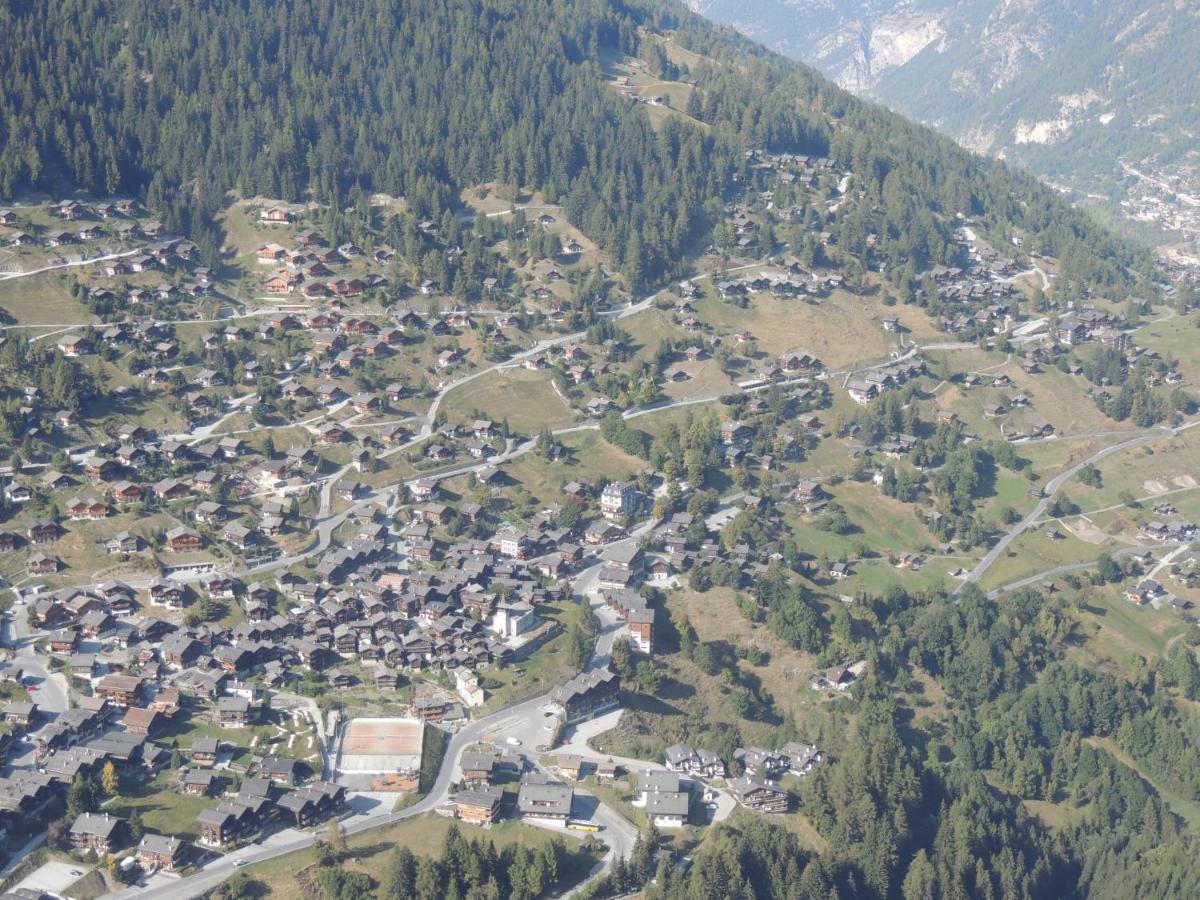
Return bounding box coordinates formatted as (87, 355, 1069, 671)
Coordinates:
(0, 0, 1148, 295)
(688, 0, 1200, 210)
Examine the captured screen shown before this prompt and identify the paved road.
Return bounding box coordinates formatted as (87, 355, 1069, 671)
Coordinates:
(958, 423, 1190, 592)
(0, 248, 143, 283)
(1, 610, 69, 716)
(985, 543, 1172, 598)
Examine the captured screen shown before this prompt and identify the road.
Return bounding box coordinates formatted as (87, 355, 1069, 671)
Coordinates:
(1, 608, 69, 716)
(985, 543, 1172, 599)
(0, 248, 144, 283)
(958, 423, 1191, 592)
(27, 256, 1021, 892)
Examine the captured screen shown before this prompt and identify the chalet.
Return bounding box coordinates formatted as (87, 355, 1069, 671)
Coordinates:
(196, 807, 241, 846)
(96, 674, 144, 707)
(846, 380, 878, 404)
(70, 812, 127, 855)
(721, 420, 753, 445)
(550, 667, 619, 724)
(1057, 317, 1087, 345)
(662, 748, 724, 782)
(517, 774, 573, 826)
(4, 481, 31, 503)
(49, 630, 80, 654)
(259, 756, 298, 785)
(222, 523, 258, 550)
(191, 738, 220, 766)
(79, 610, 117, 638)
(1125, 579, 1165, 605)
(3, 701, 36, 727)
(178, 769, 217, 799)
(111, 481, 144, 503)
(58, 334, 92, 357)
(437, 348, 464, 369)
(455, 786, 504, 827)
(316, 422, 347, 444)
(65, 497, 110, 520)
(641, 783, 689, 829)
(460, 751, 498, 785)
(148, 579, 187, 609)
(26, 553, 60, 575)
(780, 742, 822, 777)
(166, 527, 203, 553)
(137, 833, 185, 872)
(154, 477, 191, 501)
(728, 776, 788, 813)
(122, 707, 161, 736)
(276, 782, 345, 828)
(149, 687, 181, 716)
(734, 747, 788, 778)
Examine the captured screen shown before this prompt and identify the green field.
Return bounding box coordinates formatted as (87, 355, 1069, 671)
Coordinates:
(480, 597, 593, 711)
(497, 429, 645, 507)
(693, 288, 894, 366)
(440, 367, 576, 434)
(978, 528, 1107, 592)
(0, 271, 95, 325)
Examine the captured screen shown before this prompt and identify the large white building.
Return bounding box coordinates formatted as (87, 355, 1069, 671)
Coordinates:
(600, 481, 638, 520)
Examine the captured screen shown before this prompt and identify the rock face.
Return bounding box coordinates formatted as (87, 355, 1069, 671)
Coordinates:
(687, 0, 1200, 206)
(820, 11, 946, 92)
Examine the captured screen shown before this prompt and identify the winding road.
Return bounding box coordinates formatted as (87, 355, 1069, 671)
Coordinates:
(958, 421, 1197, 593)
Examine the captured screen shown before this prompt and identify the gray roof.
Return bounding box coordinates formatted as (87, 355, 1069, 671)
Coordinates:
(517, 775, 572, 817)
(455, 787, 503, 809)
(644, 790, 689, 817)
(728, 775, 785, 798)
(639, 770, 680, 794)
(71, 811, 123, 838)
(138, 833, 182, 855)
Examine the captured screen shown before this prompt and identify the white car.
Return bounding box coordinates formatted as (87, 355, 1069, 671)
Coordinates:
(505, 737, 522, 747)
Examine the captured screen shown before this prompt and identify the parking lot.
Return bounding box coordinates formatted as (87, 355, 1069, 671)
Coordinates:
(16, 860, 92, 897)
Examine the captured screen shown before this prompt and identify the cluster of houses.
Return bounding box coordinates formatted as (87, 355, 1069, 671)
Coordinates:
(196, 775, 345, 847)
(663, 740, 821, 814)
(257, 228, 387, 300)
(0, 200, 181, 262)
(0, 623, 356, 870)
(1055, 307, 1127, 348)
(846, 358, 927, 405)
(66, 769, 346, 868)
(713, 261, 843, 303)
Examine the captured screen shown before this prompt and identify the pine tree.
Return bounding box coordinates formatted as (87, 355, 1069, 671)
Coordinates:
(380, 846, 417, 900)
(66, 771, 97, 820)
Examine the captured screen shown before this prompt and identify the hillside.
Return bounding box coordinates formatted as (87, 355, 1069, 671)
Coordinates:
(0, 3, 1198, 900)
(0, 0, 1151, 296)
(688, 0, 1200, 249)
